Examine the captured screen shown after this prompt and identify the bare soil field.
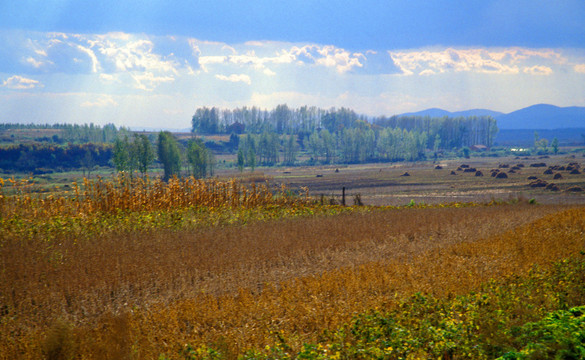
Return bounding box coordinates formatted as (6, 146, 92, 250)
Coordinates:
(216, 154, 585, 206)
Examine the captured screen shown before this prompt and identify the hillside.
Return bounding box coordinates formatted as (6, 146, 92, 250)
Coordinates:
(400, 108, 503, 118)
(496, 104, 585, 129)
(400, 104, 585, 129)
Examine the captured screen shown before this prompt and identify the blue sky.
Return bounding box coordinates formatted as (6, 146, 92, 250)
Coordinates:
(1, 0, 584, 128)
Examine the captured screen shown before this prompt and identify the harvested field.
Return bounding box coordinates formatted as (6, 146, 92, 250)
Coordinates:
(227, 155, 585, 206)
(1, 203, 581, 358)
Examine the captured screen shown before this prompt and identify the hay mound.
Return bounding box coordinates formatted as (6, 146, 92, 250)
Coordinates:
(495, 172, 508, 179)
(543, 168, 554, 175)
(475, 170, 484, 176)
(463, 167, 477, 173)
(530, 163, 547, 168)
(499, 164, 510, 168)
(434, 165, 443, 169)
(553, 173, 563, 180)
(570, 169, 581, 175)
(527, 176, 538, 180)
(529, 179, 548, 188)
(516, 163, 525, 168)
(450, 171, 457, 175)
(566, 186, 584, 192)
(546, 183, 560, 191)
(460, 164, 470, 168)
(401, 172, 410, 177)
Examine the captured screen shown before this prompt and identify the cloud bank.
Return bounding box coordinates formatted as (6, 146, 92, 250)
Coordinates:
(1, 31, 584, 128)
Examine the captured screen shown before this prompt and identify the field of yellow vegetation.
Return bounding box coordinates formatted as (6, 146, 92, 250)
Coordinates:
(1, 175, 584, 359)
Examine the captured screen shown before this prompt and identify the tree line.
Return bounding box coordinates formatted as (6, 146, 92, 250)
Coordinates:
(0, 143, 113, 174)
(0, 123, 132, 144)
(192, 104, 498, 152)
(0, 131, 213, 181)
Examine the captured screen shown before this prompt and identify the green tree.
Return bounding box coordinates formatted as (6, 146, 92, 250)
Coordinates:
(157, 131, 182, 181)
(237, 149, 245, 172)
(308, 131, 323, 162)
(321, 129, 335, 163)
(283, 133, 298, 165)
(80, 149, 95, 178)
(133, 134, 155, 178)
(248, 147, 256, 172)
(551, 137, 559, 154)
(187, 138, 208, 179)
(112, 136, 132, 173)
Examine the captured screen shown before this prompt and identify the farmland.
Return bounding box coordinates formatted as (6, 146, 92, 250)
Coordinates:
(1, 155, 585, 359)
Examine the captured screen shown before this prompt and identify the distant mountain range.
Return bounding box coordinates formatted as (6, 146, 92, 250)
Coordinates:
(399, 104, 585, 130)
(400, 108, 504, 119)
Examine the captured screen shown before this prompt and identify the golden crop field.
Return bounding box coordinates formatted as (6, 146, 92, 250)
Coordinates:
(1, 174, 584, 359)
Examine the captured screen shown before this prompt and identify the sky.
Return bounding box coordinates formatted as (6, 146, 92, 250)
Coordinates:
(1, 0, 585, 129)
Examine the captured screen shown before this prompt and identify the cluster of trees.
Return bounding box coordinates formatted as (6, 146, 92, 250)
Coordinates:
(192, 104, 498, 166)
(111, 132, 214, 181)
(0, 123, 132, 144)
(192, 105, 358, 135)
(0, 143, 112, 174)
(191, 105, 498, 151)
(235, 127, 430, 169)
(112, 135, 156, 178)
(0, 129, 214, 181)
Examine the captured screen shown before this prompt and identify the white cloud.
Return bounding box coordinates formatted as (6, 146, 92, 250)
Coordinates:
(574, 64, 585, 73)
(199, 56, 228, 71)
(25, 56, 47, 69)
(388, 48, 568, 76)
(131, 72, 175, 91)
(1, 75, 41, 89)
(523, 65, 553, 75)
(74, 44, 100, 73)
(418, 69, 436, 76)
(99, 73, 119, 83)
(93, 35, 178, 74)
(215, 74, 251, 85)
(286, 44, 364, 73)
(390, 48, 523, 75)
(263, 68, 276, 76)
(80, 95, 118, 107)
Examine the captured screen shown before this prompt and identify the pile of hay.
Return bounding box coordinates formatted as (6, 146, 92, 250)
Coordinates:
(495, 172, 508, 179)
(529, 179, 548, 188)
(545, 183, 560, 191)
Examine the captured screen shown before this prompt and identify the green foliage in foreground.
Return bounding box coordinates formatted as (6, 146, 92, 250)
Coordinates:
(172, 254, 585, 360)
